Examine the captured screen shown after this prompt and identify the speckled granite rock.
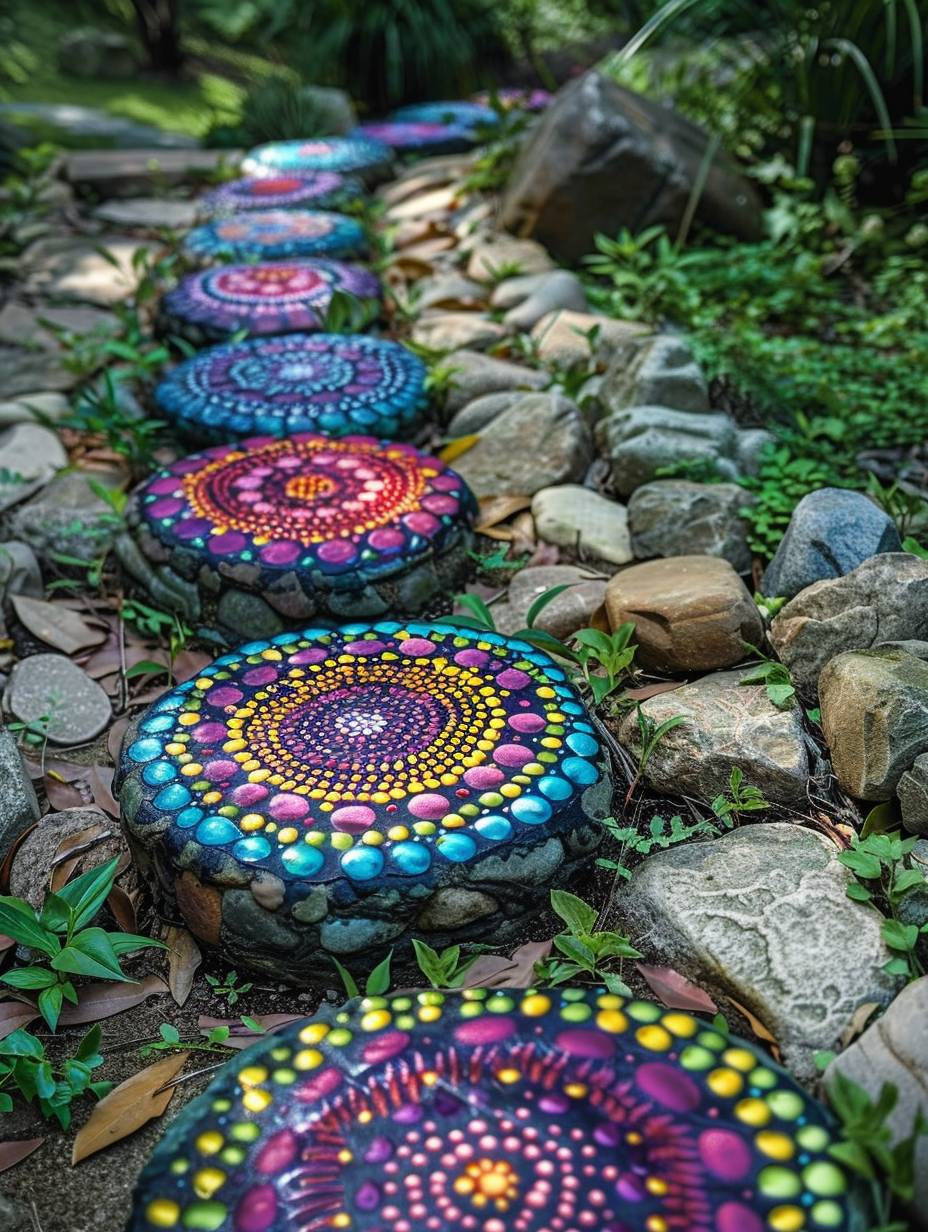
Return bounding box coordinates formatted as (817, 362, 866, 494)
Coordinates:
(628, 479, 754, 573)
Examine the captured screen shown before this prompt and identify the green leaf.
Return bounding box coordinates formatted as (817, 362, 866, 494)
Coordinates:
(550, 889, 597, 935)
(124, 660, 170, 680)
(38, 984, 64, 1032)
(845, 881, 873, 903)
(525, 584, 573, 629)
(365, 951, 393, 997)
(881, 919, 919, 952)
(75, 1024, 102, 1063)
(51, 928, 131, 982)
(55, 859, 119, 931)
(0, 899, 58, 956)
(861, 801, 898, 839)
(455, 593, 495, 631)
(330, 956, 359, 1000)
(38, 893, 71, 934)
(1, 967, 59, 990)
(838, 849, 883, 880)
(766, 681, 796, 707)
(108, 932, 169, 956)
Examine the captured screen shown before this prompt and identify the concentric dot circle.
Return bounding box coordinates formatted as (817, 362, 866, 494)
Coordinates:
(131, 432, 475, 580)
(182, 210, 366, 264)
(389, 101, 499, 130)
(242, 136, 392, 181)
(198, 172, 364, 217)
(153, 333, 428, 443)
(129, 988, 857, 1232)
(355, 121, 478, 155)
(160, 260, 380, 341)
(117, 622, 603, 885)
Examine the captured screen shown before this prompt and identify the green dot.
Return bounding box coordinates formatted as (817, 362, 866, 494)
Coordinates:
(696, 1030, 727, 1051)
(560, 1002, 592, 1022)
(758, 1166, 802, 1198)
(459, 1002, 483, 1018)
(218, 806, 238, 818)
(362, 996, 389, 1010)
(270, 1047, 290, 1063)
(419, 991, 444, 1006)
(462, 988, 486, 1001)
(458, 804, 479, 817)
(767, 1090, 805, 1120)
(393, 996, 414, 1010)
(272, 1068, 296, 1085)
(626, 1001, 662, 1023)
(680, 1045, 715, 1070)
(182, 1200, 227, 1230)
(220, 1146, 246, 1165)
(488, 996, 514, 1012)
(211, 1099, 231, 1113)
(230, 1122, 259, 1142)
(479, 792, 504, 807)
(328, 1028, 352, 1046)
(803, 1162, 847, 1197)
(561, 988, 587, 1002)
(748, 1067, 777, 1089)
(537, 751, 557, 763)
(811, 1200, 845, 1227)
(797, 1125, 830, 1152)
(170, 1159, 190, 1174)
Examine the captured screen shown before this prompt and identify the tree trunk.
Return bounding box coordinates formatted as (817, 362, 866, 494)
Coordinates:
(131, 0, 184, 76)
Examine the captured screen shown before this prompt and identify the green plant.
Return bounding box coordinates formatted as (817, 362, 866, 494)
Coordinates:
(121, 599, 192, 685)
(0, 1025, 109, 1128)
(412, 940, 481, 989)
(206, 74, 343, 147)
(463, 104, 531, 193)
(442, 586, 575, 661)
(597, 813, 718, 878)
(204, 970, 253, 1007)
(710, 767, 770, 826)
(571, 625, 638, 704)
(535, 890, 642, 996)
(466, 544, 526, 574)
(865, 474, 928, 538)
(61, 371, 167, 476)
(740, 647, 797, 707)
(826, 1070, 928, 1232)
(839, 831, 928, 981)
(331, 951, 393, 1000)
(0, 859, 167, 1030)
(625, 707, 688, 803)
(138, 1021, 261, 1060)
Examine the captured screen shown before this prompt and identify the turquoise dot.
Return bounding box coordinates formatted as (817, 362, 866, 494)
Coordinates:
(281, 844, 324, 876)
(561, 701, 583, 714)
(510, 796, 553, 825)
(195, 817, 241, 845)
(153, 783, 191, 811)
(340, 846, 384, 880)
(141, 714, 175, 734)
(176, 807, 203, 829)
(562, 756, 599, 786)
(474, 815, 512, 842)
(566, 732, 599, 757)
(234, 836, 272, 862)
(239, 641, 270, 655)
(537, 775, 572, 801)
(127, 738, 162, 763)
(392, 841, 431, 875)
(142, 761, 176, 785)
(437, 834, 477, 862)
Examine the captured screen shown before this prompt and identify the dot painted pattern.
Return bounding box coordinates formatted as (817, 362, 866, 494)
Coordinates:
(354, 121, 478, 155)
(242, 137, 392, 180)
(182, 211, 366, 264)
(116, 622, 603, 887)
(128, 987, 857, 1232)
(389, 101, 499, 130)
(160, 261, 381, 341)
(154, 334, 428, 443)
(199, 173, 364, 217)
(131, 433, 475, 584)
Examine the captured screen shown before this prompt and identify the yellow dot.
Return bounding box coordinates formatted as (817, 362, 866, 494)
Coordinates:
(202, 791, 222, 805)
(499, 783, 521, 798)
(564, 1082, 587, 1098)
(662, 1013, 698, 1037)
(596, 1009, 628, 1033)
(178, 713, 199, 726)
(331, 1215, 351, 1229)
(442, 813, 466, 828)
(646, 1218, 668, 1232)
(337, 1149, 353, 1164)
(645, 1177, 669, 1196)
(361, 1010, 391, 1032)
(536, 687, 556, 699)
(145, 1199, 180, 1227)
(636, 1025, 672, 1051)
(240, 814, 265, 831)
(165, 743, 185, 756)
(195, 1131, 223, 1155)
(418, 1005, 441, 1023)
(294, 1049, 323, 1070)
(238, 1066, 268, 1087)
(193, 1168, 226, 1199)
(723, 1047, 758, 1071)
(330, 832, 352, 851)
(299, 1023, 329, 1044)
(735, 1097, 772, 1127)
(521, 994, 551, 1017)
(496, 1067, 521, 1084)
(387, 825, 409, 841)
(597, 994, 624, 1009)
(707, 1068, 743, 1098)
(755, 1131, 795, 1161)
(242, 1088, 272, 1113)
(361, 831, 384, 845)
(277, 827, 298, 844)
(769, 1207, 805, 1231)
(180, 763, 203, 777)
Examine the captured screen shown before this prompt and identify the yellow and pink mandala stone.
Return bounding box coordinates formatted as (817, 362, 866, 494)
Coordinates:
(129, 987, 860, 1232)
(115, 624, 609, 978)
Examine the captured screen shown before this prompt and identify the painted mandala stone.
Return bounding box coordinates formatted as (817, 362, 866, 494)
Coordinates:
(182, 211, 367, 264)
(159, 261, 381, 344)
(242, 137, 393, 185)
(115, 623, 610, 978)
(199, 173, 364, 217)
(129, 986, 863, 1232)
(355, 121, 478, 156)
(390, 100, 499, 130)
(154, 334, 428, 444)
(116, 434, 477, 641)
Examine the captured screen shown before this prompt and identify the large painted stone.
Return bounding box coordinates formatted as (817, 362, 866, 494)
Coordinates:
(115, 623, 609, 979)
(182, 211, 367, 264)
(242, 136, 393, 185)
(159, 260, 381, 345)
(128, 986, 864, 1232)
(198, 172, 364, 217)
(117, 434, 477, 641)
(392, 100, 499, 129)
(355, 121, 478, 156)
(154, 334, 428, 444)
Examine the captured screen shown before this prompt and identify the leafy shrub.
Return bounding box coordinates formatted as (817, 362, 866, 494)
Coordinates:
(206, 75, 343, 147)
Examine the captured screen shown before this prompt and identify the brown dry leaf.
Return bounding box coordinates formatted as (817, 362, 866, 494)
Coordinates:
(165, 926, 201, 1008)
(106, 884, 137, 934)
(107, 716, 130, 763)
(198, 1013, 303, 1040)
(0, 822, 38, 893)
(0, 934, 14, 954)
(624, 681, 686, 702)
(58, 975, 168, 1027)
(527, 541, 559, 567)
(635, 963, 718, 1014)
(509, 510, 537, 557)
(49, 819, 110, 892)
(72, 1050, 189, 1164)
(11, 595, 106, 655)
(438, 435, 479, 464)
(840, 1001, 880, 1048)
(466, 940, 552, 989)
(173, 649, 212, 682)
(44, 773, 88, 811)
(88, 765, 119, 818)
(0, 1137, 44, 1174)
(475, 494, 532, 534)
(0, 999, 39, 1040)
(725, 997, 780, 1053)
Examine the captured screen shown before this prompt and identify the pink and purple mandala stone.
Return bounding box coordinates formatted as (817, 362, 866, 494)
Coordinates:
(242, 137, 393, 185)
(182, 211, 367, 264)
(159, 261, 381, 343)
(199, 173, 364, 217)
(153, 334, 428, 444)
(115, 624, 609, 977)
(129, 987, 858, 1232)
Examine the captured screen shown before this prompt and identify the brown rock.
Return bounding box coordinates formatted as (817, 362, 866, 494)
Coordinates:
(531, 309, 650, 368)
(605, 555, 762, 672)
(465, 233, 554, 282)
(175, 870, 222, 945)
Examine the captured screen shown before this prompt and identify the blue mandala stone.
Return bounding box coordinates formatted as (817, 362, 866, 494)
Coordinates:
(354, 120, 477, 155)
(115, 623, 610, 981)
(182, 210, 366, 264)
(391, 100, 499, 130)
(159, 260, 381, 344)
(241, 136, 393, 185)
(153, 333, 429, 444)
(198, 171, 364, 216)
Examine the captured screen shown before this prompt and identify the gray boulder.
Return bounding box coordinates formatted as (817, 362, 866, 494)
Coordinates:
(58, 28, 136, 79)
(493, 565, 608, 641)
(531, 484, 632, 566)
(3, 469, 122, 567)
(600, 333, 709, 413)
(500, 70, 762, 263)
(898, 754, 928, 836)
(443, 349, 547, 418)
(628, 479, 754, 572)
(762, 487, 902, 599)
(0, 721, 40, 866)
(448, 391, 523, 436)
(491, 270, 589, 332)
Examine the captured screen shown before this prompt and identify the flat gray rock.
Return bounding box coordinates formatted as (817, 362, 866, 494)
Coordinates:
(0, 720, 40, 865)
(899, 753, 928, 836)
(443, 349, 547, 417)
(628, 479, 754, 573)
(2, 469, 123, 567)
(491, 270, 589, 332)
(92, 197, 198, 230)
(601, 333, 709, 413)
(494, 564, 608, 640)
(411, 312, 506, 352)
(23, 235, 145, 306)
(0, 103, 196, 149)
(6, 653, 111, 746)
(0, 392, 70, 426)
(63, 148, 239, 198)
(532, 483, 632, 565)
(617, 822, 903, 1078)
(0, 423, 68, 511)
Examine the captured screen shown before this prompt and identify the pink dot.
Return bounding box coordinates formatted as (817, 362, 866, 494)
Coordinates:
(508, 712, 545, 733)
(234, 1184, 277, 1232)
(635, 1061, 701, 1112)
(331, 804, 375, 832)
(496, 668, 531, 690)
(191, 721, 227, 743)
(403, 511, 440, 536)
(316, 539, 356, 564)
(268, 793, 310, 821)
(494, 744, 533, 768)
(255, 1129, 296, 1174)
(407, 793, 449, 819)
(698, 1129, 752, 1181)
(174, 517, 212, 540)
(243, 665, 278, 686)
(290, 647, 328, 664)
(555, 1029, 616, 1059)
(454, 1017, 516, 1046)
(343, 640, 386, 656)
(421, 494, 459, 516)
(454, 649, 488, 667)
(463, 766, 504, 789)
(206, 686, 243, 707)
(147, 477, 180, 496)
(259, 540, 302, 566)
(363, 1031, 411, 1065)
(399, 637, 435, 657)
(716, 1204, 764, 1232)
(231, 782, 268, 806)
(148, 497, 184, 518)
(202, 759, 237, 781)
(295, 1066, 342, 1103)
(208, 531, 247, 555)
(368, 528, 405, 550)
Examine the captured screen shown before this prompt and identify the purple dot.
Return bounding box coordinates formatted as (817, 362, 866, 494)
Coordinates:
(494, 744, 533, 768)
(202, 759, 237, 781)
(231, 782, 268, 806)
(191, 721, 227, 743)
(508, 713, 545, 733)
(208, 531, 248, 555)
(362, 1030, 410, 1065)
(368, 528, 405, 550)
(243, 665, 278, 686)
(555, 1028, 616, 1059)
(317, 539, 356, 564)
(454, 649, 489, 667)
(636, 1061, 701, 1112)
(698, 1129, 752, 1181)
(234, 1185, 277, 1232)
(399, 637, 435, 657)
(268, 793, 310, 821)
(290, 648, 328, 665)
(343, 640, 386, 656)
(454, 1016, 516, 1046)
(174, 517, 213, 540)
(147, 477, 180, 495)
(403, 511, 439, 536)
(259, 540, 301, 566)
(407, 793, 449, 819)
(496, 668, 531, 690)
(207, 686, 243, 707)
(539, 1094, 570, 1115)
(331, 805, 375, 833)
(364, 1137, 394, 1164)
(616, 1176, 647, 1202)
(421, 494, 459, 515)
(255, 1129, 296, 1174)
(716, 1204, 765, 1232)
(463, 766, 504, 789)
(148, 497, 184, 519)
(355, 1181, 381, 1212)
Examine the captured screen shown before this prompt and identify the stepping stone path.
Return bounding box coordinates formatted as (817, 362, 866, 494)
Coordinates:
(181, 210, 367, 264)
(159, 260, 381, 344)
(128, 986, 860, 1232)
(392, 100, 499, 129)
(154, 334, 428, 443)
(198, 172, 364, 216)
(115, 623, 609, 978)
(357, 120, 482, 156)
(242, 136, 393, 184)
(117, 433, 477, 640)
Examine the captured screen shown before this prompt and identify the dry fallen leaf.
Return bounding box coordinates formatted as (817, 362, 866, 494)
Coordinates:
(106, 884, 138, 934)
(726, 996, 780, 1054)
(475, 494, 532, 534)
(466, 940, 552, 989)
(0, 1137, 44, 1174)
(49, 819, 110, 892)
(88, 764, 119, 818)
(107, 716, 130, 763)
(197, 1012, 303, 1046)
(438, 434, 480, 464)
(165, 926, 201, 1008)
(635, 963, 718, 1014)
(11, 595, 106, 655)
(0, 998, 39, 1040)
(840, 1001, 880, 1048)
(57, 975, 168, 1026)
(624, 681, 686, 702)
(72, 1050, 189, 1164)
(43, 773, 88, 811)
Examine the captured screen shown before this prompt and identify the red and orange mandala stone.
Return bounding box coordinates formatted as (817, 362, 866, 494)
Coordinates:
(129, 988, 860, 1232)
(199, 173, 364, 216)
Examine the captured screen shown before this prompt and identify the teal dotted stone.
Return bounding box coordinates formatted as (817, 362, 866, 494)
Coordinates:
(128, 738, 162, 763)
(280, 844, 325, 876)
(537, 775, 572, 800)
(233, 836, 273, 863)
(153, 784, 191, 811)
(562, 756, 600, 786)
(437, 834, 477, 862)
(392, 841, 431, 875)
(474, 815, 512, 842)
(143, 761, 177, 785)
(339, 846, 384, 880)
